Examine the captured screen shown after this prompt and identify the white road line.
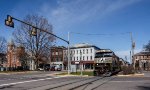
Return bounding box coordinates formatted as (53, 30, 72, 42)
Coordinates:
(0, 76, 66, 87)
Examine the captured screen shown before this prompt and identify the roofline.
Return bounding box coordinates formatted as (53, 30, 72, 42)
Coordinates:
(69, 45, 100, 50)
(134, 51, 150, 56)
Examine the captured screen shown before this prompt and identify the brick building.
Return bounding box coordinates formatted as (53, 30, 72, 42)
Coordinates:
(134, 51, 150, 70)
(50, 46, 65, 70)
(6, 40, 23, 70)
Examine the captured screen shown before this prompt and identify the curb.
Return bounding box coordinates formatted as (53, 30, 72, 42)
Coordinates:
(50, 74, 89, 77)
(117, 73, 144, 77)
(0, 71, 38, 75)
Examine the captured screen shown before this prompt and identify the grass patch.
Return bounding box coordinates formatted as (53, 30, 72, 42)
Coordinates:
(56, 71, 94, 76)
(71, 71, 93, 76)
(55, 72, 68, 75)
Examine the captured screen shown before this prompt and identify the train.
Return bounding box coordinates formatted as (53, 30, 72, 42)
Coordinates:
(94, 49, 121, 76)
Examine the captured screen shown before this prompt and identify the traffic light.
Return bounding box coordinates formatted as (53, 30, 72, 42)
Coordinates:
(5, 15, 14, 28)
(31, 27, 37, 36)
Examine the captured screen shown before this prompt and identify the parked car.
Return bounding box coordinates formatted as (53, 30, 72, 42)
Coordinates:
(38, 68, 44, 71)
(50, 65, 62, 71)
(55, 66, 61, 71)
(50, 66, 55, 71)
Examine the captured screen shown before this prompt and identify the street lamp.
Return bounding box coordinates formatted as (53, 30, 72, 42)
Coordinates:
(80, 51, 83, 76)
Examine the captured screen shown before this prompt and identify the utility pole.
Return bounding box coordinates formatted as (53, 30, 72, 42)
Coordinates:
(68, 32, 70, 74)
(130, 32, 135, 69)
(80, 51, 83, 76)
(130, 51, 132, 64)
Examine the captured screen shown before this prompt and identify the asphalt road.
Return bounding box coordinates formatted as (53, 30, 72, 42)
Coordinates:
(0, 71, 149, 90)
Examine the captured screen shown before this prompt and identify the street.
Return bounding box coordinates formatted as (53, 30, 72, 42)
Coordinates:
(0, 71, 149, 90)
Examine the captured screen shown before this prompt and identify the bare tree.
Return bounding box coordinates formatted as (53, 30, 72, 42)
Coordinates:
(13, 14, 56, 69)
(144, 40, 150, 51)
(0, 36, 7, 53)
(16, 46, 29, 70)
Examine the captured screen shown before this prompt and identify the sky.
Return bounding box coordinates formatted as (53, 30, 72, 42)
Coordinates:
(0, 0, 150, 62)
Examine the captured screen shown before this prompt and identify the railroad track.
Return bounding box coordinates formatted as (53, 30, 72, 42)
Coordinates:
(47, 77, 102, 90)
(70, 76, 115, 90)
(49, 76, 115, 90)
(29, 76, 115, 90)
(29, 76, 98, 90)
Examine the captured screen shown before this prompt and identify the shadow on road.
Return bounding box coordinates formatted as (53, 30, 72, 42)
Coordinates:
(137, 86, 150, 90)
(0, 85, 14, 89)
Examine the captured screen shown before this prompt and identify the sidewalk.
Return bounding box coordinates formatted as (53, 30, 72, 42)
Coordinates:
(0, 71, 38, 75)
(117, 71, 144, 77)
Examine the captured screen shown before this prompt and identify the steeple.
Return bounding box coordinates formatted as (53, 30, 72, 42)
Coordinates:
(7, 39, 15, 51)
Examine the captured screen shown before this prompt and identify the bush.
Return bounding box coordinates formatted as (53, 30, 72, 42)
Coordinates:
(122, 66, 134, 75)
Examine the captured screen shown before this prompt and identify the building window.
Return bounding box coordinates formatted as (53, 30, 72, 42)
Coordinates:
(59, 51, 62, 55)
(55, 58, 57, 62)
(90, 56, 92, 60)
(144, 56, 146, 59)
(52, 58, 54, 62)
(140, 56, 142, 59)
(64, 57, 65, 61)
(87, 49, 88, 54)
(77, 50, 78, 54)
(74, 57, 75, 61)
(70, 50, 72, 54)
(83, 49, 85, 54)
(59, 58, 61, 61)
(56, 52, 58, 55)
(77, 57, 78, 60)
(91, 49, 92, 53)
(87, 56, 88, 60)
(83, 56, 84, 60)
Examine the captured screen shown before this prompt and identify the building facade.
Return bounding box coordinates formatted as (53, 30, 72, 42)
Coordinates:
(63, 43, 100, 70)
(6, 40, 29, 70)
(0, 53, 6, 70)
(134, 51, 150, 71)
(7, 41, 21, 70)
(50, 46, 65, 70)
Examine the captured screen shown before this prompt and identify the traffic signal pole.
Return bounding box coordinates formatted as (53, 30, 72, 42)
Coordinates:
(11, 16, 69, 44)
(5, 15, 70, 74)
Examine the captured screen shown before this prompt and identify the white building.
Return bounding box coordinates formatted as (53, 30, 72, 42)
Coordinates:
(63, 43, 100, 70)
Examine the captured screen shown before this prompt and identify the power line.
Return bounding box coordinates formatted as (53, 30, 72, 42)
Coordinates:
(70, 32, 130, 36)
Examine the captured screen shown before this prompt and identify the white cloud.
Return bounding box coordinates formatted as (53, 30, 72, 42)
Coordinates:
(39, 0, 141, 32)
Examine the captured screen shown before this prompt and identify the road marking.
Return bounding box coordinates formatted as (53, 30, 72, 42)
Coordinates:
(0, 76, 67, 87)
(110, 80, 150, 83)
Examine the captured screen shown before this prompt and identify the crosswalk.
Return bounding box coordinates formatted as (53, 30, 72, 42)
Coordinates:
(0, 74, 55, 82)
